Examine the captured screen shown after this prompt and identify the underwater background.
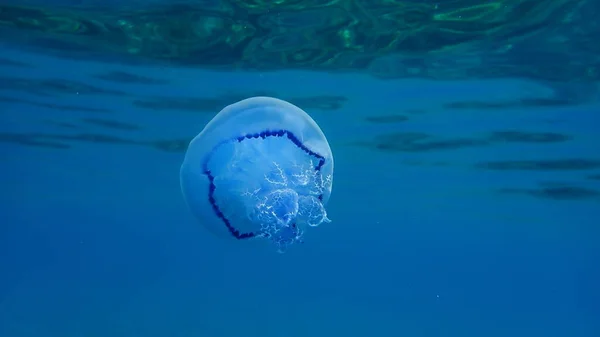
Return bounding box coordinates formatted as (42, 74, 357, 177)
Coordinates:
(1, 0, 599, 336)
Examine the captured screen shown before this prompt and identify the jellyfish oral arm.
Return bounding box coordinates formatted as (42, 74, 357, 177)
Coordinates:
(203, 130, 331, 252)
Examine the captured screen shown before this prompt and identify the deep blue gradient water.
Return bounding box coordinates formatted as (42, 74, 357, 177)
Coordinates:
(1, 43, 599, 337)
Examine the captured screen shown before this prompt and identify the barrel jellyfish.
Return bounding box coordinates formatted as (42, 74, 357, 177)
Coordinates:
(180, 97, 334, 253)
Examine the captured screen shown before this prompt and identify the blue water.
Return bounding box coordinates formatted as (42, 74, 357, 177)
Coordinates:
(1, 38, 599, 337)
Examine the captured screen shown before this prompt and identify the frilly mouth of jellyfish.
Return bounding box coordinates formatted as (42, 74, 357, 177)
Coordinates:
(205, 130, 331, 252)
(180, 97, 334, 253)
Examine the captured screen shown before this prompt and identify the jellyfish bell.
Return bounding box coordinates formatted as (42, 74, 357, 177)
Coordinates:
(180, 96, 334, 252)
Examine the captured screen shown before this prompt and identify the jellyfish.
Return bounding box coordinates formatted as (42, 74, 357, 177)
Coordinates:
(180, 96, 333, 253)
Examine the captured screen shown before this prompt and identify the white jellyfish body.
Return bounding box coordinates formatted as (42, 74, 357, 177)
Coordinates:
(180, 96, 333, 252)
